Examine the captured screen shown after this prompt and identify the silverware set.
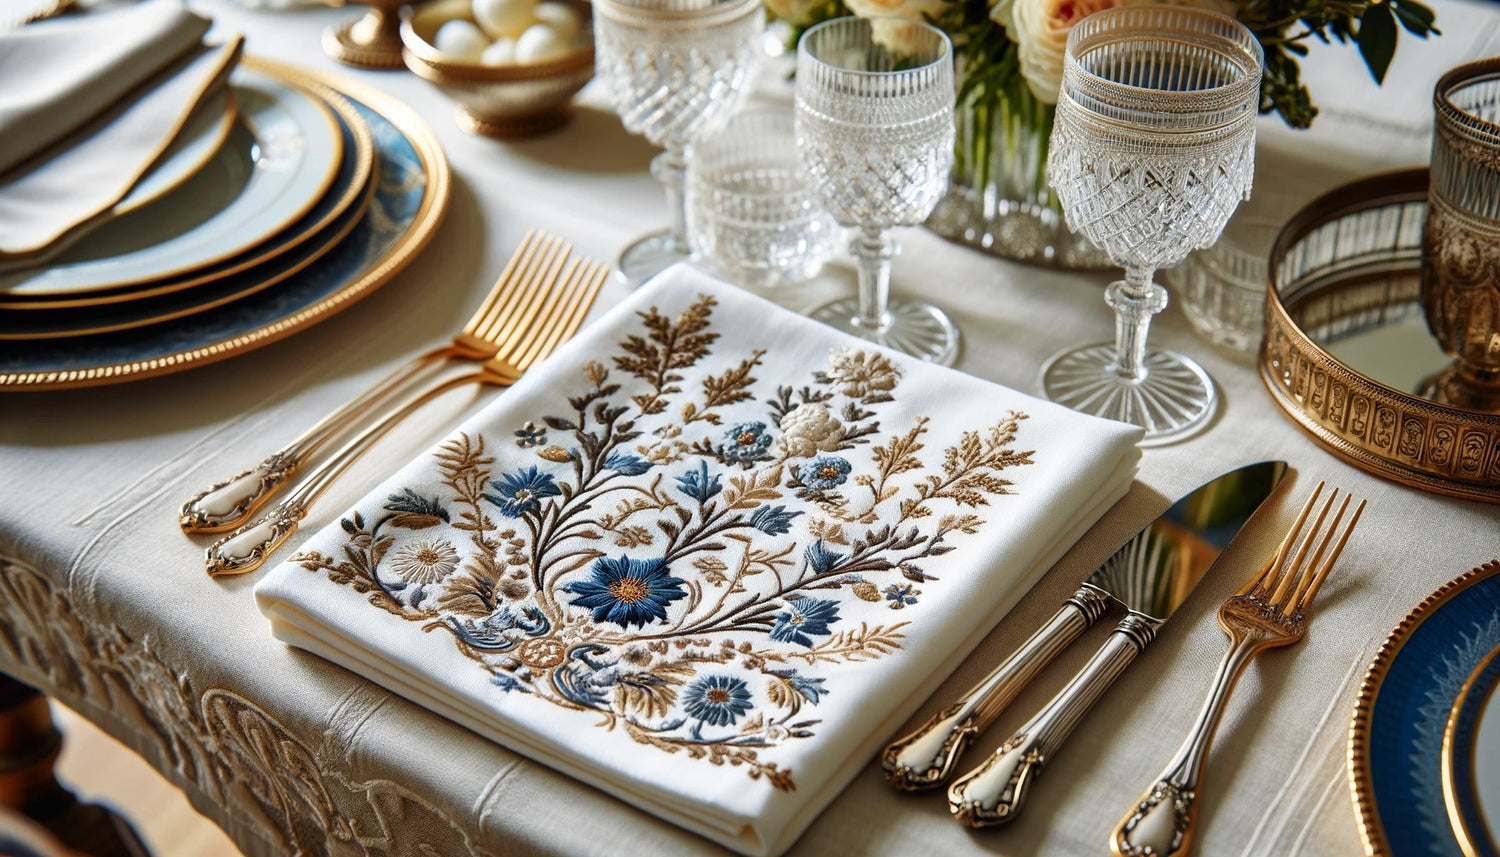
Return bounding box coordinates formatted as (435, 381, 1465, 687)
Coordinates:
(883, 470, 1365, 854)
(180, 230, 607, 576)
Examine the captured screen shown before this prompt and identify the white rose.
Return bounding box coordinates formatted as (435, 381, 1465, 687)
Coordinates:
(842, 0, 950, 56)
(774, 403, 846, 458)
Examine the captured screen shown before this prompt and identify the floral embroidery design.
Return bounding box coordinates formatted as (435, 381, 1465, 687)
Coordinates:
(293, 293, 1035, 791)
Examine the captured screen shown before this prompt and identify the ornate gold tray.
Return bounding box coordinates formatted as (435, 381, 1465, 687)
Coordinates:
(1261, 168, 1500, 504)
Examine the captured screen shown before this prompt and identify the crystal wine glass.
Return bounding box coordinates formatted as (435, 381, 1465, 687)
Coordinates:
(1044, 6, 1263, 444)
(592, 0, 765, 285)
(795, 16, 959, 365)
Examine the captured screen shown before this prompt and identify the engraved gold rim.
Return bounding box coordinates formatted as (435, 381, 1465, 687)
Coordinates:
(1348, 559, 1500, 857)
(1443, 642, 1500, 857)
(0, 83, 375, 317)
(0, 55, 451, 391)
(1260, 167, 1500, 505)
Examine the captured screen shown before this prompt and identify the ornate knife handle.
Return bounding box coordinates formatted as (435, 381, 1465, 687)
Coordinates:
(179, 348, 449, 534)
(948, 612, 1160, 828)
(882, 584, 1112, 791)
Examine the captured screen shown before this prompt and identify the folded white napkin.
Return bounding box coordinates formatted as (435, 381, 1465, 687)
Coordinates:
(255, 265, 1143, 857)
(0, 0, 234, 259)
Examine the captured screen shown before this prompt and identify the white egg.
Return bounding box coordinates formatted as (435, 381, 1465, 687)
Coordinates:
(480, 37, 518, 65)
(472, 0, 537, 39)
(515, 23, 569, 63)
(531, 2, 580, 45)
(433, 19, 489, 62)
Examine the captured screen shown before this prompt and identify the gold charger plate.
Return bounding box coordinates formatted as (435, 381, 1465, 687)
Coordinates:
(1261, 168, 1500, 504)
(1350, 559, 1500, 857)
(0, 56, 450, 390)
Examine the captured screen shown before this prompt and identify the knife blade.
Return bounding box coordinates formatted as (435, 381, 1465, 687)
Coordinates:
(942, 460, 1288, 827)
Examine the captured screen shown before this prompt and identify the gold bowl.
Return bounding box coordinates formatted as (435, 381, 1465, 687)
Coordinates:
(400, 0, 594, 138)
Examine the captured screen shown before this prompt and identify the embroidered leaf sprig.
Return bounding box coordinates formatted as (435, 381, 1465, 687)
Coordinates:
(616, 294, 718, 415)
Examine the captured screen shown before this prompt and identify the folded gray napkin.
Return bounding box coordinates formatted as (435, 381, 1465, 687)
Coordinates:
(0, 0, 237, 260)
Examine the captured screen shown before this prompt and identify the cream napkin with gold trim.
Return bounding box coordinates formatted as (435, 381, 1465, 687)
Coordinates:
(255, 265, 1143, 857)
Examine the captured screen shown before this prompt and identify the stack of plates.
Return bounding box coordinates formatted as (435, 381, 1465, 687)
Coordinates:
(0, 57, 450, 391)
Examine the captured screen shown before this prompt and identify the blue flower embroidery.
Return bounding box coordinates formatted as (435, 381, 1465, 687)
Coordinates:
(604, 451, 654, 476)
(787, 673, 828, 704)
(682, 674, 754, 727)
(564, 556, 687, 629)
(769, 598, 841, 647)
(720, 421, 772, 462)
(805, 540, 845, 575)
(514, 422, 547, 448)
(675, 460, 723, 502)
(884, 583, 919, 608)
(485, 467, 562, 517)
(750, 504, 802, 536)
(802, 454, 852, 491)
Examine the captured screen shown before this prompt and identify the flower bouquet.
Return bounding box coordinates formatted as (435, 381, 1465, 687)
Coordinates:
(768, 0, 1439, 268)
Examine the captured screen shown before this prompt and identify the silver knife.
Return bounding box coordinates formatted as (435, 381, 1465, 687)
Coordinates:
(942, 460, 1288, 827)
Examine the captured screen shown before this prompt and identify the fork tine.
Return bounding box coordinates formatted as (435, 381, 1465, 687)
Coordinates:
(473, 234, 572, 342)
(510, 259, 609, 371)
(1239, 481, 1324, 598)
(1268, 487, 1339, 606)
(485, 239, 574, 352)
(464, 231, 567, 337)
(1292, 497, 1365, 613)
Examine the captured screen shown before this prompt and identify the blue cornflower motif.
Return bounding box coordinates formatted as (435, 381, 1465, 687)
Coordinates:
(750, 504, 802, 536)
(514, 421, 547, 448)
(564, 556, 688, 629)
(788, 673, 828, 704)
(801, 454, 852, 491)
(484, 466, 562, 517)
(675, 460, 723, 502)
(603, 451, 654, 476)
(884, 583, 919, 608)
(805, 539, 845, 575)
(720, 421, 772, 462)
(681, 674, 754, 727)
(768, 598, 841, 647)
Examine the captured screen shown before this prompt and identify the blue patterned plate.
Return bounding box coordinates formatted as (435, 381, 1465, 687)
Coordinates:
(1352, 560, 1500, 857)
(0, 57, 449, 390)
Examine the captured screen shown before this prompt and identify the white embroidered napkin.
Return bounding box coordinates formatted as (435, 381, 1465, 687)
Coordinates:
(254, 265, 1143, 857)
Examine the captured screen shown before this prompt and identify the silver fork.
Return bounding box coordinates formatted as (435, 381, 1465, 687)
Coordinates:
(205, 254, 610, 577)
(179, 230, 571, 534)
(1110, 482, 1366, 857)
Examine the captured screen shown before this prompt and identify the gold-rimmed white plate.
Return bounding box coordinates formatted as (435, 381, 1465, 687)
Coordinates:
(0, 56, 450, 390)
(0, 64, 342, 299)
(0, 76, 375, 315)
(1445, 640, 1500, 857)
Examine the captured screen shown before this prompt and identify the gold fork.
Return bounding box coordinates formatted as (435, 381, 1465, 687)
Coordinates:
(180, 231, 572, 533)
(205, 254, 610, 577)
(1109, 482, 1366, 857)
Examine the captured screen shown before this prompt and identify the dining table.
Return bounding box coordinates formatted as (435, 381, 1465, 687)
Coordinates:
(1, 0, 1498, 855)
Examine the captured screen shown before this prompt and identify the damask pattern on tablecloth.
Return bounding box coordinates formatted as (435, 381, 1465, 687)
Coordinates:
(0, 556, 498, 857)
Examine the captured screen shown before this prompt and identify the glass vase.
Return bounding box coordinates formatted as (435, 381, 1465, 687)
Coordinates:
(926, 75, 1110, 270)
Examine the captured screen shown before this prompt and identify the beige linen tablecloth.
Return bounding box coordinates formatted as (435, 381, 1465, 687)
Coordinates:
(0, 2, 1497, 856)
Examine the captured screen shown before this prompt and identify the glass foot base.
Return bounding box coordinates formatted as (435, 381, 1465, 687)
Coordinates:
(619, 230, 688, 287)
(810, 298, 959, 366)
(1040, 344, 1216, 447)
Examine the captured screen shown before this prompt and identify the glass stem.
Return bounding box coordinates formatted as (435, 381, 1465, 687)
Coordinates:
(652, 146, 689, 255)
(1105, 266, 1168, 382)
(851, 228, 896, 333)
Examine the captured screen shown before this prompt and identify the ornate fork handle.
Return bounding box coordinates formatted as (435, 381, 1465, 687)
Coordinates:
(205, 370, 485, 577)
(1111, 606, 1282, 857)
(882, 584, 1112, 790)
(179, 346, 461, 534)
